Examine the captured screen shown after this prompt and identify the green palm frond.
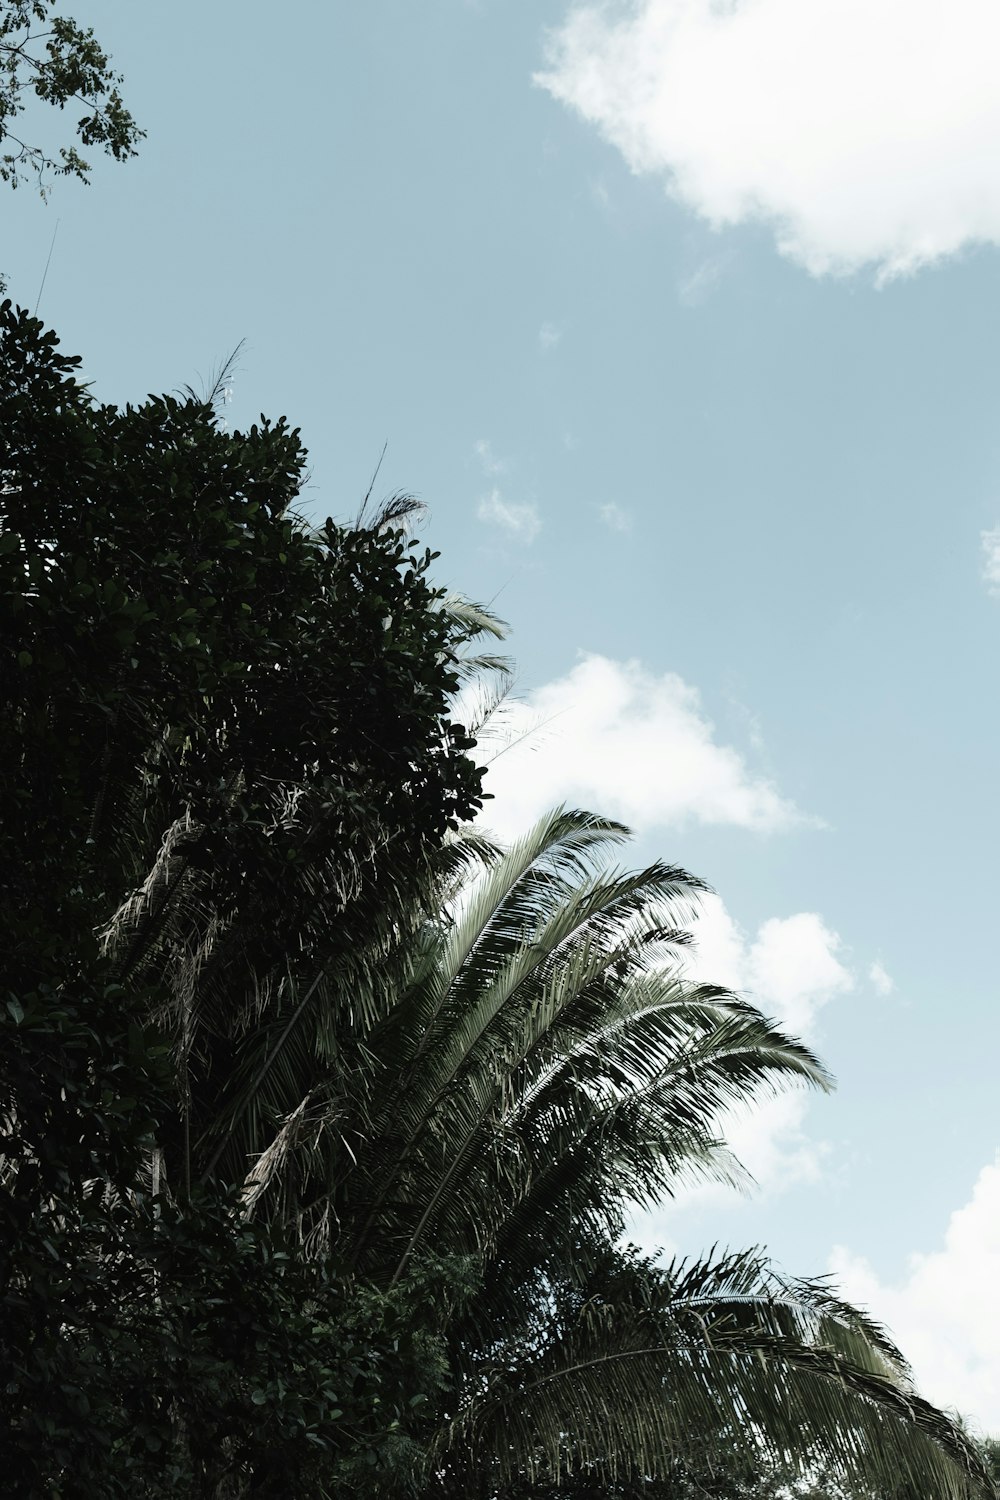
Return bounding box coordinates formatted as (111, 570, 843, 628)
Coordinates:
(440, 1248, 990, 1500)
(437, 592, 512, 688)
(339, 811, 826, 1291)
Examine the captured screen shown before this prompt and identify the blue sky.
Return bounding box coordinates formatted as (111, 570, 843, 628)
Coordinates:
(7, 0, 1000, 1431)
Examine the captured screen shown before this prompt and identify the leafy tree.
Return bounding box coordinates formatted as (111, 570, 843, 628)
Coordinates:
(0, 0, 141, 193)
(0, 300, 486, 1496)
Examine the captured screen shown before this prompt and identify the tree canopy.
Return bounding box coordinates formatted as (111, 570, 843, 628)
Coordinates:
(0, 300, 487, 1495)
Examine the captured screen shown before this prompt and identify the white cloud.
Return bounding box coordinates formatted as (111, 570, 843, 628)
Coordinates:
(869, 958, 895, 995)
(477, 488, 542, 543)
(981, 525, 1000, 593)
(831, 1162, 1000, 1430)
(538, 320, 563, 352)
(537, 0, 1000, 279)
(473, 443, 541, 542)
(477, 653, 811, 841)
(745, 911, 853, 1036)
(690, 899, 854, 1037)
(598, 500, 633, 532)
(474, 438, 506, 476)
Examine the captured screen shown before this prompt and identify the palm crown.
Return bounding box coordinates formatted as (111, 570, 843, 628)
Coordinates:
(103, 799, 992, 1497)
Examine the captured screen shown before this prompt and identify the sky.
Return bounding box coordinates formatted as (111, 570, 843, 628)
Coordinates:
(6, 0, 1000, 1434)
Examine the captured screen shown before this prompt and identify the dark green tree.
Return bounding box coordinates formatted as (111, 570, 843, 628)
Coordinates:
(0, 300, 486, 1496)
(0, 0, 141, 193)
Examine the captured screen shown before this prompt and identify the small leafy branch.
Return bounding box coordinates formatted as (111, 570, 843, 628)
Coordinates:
(0, 0, 142, 195)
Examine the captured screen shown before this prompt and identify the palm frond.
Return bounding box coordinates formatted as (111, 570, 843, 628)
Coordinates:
(438, 1248, 991, 1500)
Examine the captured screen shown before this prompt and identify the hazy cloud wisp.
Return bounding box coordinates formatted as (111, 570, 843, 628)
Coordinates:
(598, 501, 633, 533)
(981, 525, 1000, 593)
(473, 439, 541, 543)
(869, 959, 895, 996)
(477, 488, 542, 543)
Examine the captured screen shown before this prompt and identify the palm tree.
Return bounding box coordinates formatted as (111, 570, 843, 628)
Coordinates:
(179, 804, 987, 1500)
(334, 808, 821, 1279)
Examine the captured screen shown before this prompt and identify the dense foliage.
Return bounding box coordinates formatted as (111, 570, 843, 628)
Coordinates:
(0, 301, 485, 1496)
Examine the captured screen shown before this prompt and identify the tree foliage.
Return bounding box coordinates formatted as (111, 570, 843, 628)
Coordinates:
(0, 0, 141, 193)
(0, 300, 486, 1496)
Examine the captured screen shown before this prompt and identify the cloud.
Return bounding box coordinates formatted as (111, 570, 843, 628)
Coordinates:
(869, 959, 895, 996)
(598, 501, 633, 532)
(981, 525, 1000, 593)
(477, 488, 542, 543)
(831, 1162, 1000, 1430)
(626, 897, 853, 1246)
(691, 898, 853, 1035)
(477, 653, 811, 841)
(590, 176, 612, 211)
(742, 910, 853, 1036)
(473, 442, 541, 543)
(474, 438, 506, 476)
(677, 253, 730, 306)
(538, 320, 563, 352)
(537, 0, 1000, 279)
